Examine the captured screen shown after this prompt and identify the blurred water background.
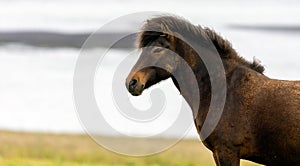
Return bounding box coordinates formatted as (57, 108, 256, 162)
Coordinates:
(0, 0, 299, 138)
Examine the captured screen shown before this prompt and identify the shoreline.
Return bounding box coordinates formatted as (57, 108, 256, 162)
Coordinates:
(1, 26, 299, 49)
(0, 31, 136, 49)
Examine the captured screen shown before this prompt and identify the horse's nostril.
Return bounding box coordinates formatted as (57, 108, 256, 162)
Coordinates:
(129, 79, 138, 90)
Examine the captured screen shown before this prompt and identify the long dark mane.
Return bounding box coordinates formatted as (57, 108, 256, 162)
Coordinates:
(137, 15, 265, 73)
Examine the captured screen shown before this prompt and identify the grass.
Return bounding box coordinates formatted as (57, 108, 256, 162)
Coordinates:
(0, 130, 262, 166)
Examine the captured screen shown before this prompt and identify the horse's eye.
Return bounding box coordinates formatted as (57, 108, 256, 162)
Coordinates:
(153, 48, 163, 53)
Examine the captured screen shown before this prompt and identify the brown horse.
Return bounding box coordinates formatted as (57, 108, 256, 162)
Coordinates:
(125, 16, 300, 166)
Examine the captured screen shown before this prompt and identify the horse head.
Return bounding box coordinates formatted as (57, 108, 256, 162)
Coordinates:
(126, 23, 182, 96)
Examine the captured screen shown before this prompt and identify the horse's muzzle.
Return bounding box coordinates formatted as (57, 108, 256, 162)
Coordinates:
(126, 78, 145, 96)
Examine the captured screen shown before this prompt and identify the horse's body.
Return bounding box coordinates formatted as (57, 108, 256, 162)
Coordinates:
(126, 16, 300, 165)
(208, 67, 300, 165)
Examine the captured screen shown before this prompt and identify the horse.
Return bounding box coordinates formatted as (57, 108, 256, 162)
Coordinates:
(125, 16, 300, 166)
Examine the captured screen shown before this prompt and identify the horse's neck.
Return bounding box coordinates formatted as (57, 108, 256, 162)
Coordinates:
(175, 50, 238, 127)
(173, 32, 258, 129)
(173, 57, 212, 121)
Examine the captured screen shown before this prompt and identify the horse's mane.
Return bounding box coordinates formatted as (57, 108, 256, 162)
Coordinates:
(137, 15, 265, 73)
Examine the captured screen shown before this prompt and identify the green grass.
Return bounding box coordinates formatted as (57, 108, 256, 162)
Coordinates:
(0, 130, 261, 166)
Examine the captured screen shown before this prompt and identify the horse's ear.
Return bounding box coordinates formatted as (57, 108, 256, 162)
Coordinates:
(160, 23, 171, 38)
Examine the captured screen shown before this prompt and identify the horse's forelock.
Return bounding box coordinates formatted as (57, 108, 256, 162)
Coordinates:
(137, 31, 161, 48)
(137, 19, 166, 48)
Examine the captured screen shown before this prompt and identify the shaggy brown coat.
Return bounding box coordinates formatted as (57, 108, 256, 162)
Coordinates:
(126, 16, 300, 166)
